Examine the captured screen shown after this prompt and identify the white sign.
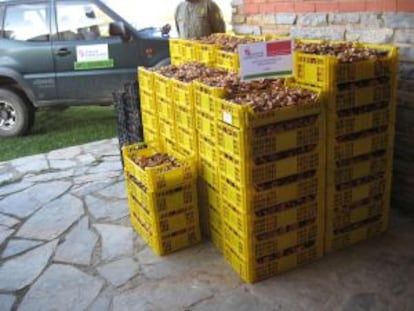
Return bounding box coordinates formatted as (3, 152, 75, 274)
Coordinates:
(238, 40, 293, 81)
(76, 44, 109, 62)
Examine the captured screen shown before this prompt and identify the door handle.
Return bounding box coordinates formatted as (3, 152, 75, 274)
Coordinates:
(56, 48, 71, 56)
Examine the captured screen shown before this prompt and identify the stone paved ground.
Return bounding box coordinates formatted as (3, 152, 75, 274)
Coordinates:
(0, 138, 413, 311)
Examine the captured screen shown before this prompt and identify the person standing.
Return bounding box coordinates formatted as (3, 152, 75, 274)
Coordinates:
(175, 0, 226, 39)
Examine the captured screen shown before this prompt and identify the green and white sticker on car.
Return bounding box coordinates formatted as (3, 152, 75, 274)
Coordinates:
(75, 44, 114, 70)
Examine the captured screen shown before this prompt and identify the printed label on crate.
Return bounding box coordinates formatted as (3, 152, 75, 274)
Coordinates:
(238, 40, 293, 81)
(223, 111, 233, 125)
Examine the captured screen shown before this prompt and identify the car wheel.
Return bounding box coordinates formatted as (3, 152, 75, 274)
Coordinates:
(0, 88, 32, 137)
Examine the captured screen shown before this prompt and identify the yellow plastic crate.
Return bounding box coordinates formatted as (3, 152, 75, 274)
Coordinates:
(159, 117, 176, 141)
(215, 50, 239, 72)
(224, 240, 322, 283)
(157, 96, 174, 120)
(138, 67, 154, 93)
(198, 179, 220, 210)
(198, 135, 219, 166)
(264, 35, 290, 41)
(215, 86, 322, 129)
(171, 56, 183, 66)
(140, 89, 156, 113)
(160, 136, 195, 160)
(330, 108, 391, 138)
(130, 210, 201, 256)
(210, 224, 223, 252)
(176, 126, 197, 151)
(199, 158, 219, 188)
(221, 195, 320, 237)
(332, 81, 392, 111)
(175, 104, 195, 130)
(325, 216, 388, 253)
(328, 196, 388, 231)
(193, 81, 226, 118)
(154, 72, 171, 100)
(331, 129, 393, 161)
(126, 176, 197, 214)
(130, 210, 152, 244)
(223, 219, 319, 261)
(143, 127, 160, 150)
(209, 203, 222, 230)
(194, 42, 219, 66)
(329, 177, 389, 208)
(169, 39, 182, 65)
(175, 144, 197, 159)
(243, 35, 268, 41)
(196, 111, 217, 139)
(220, 175, 322, 213)
(171, 79, 194, 110)
(160, 135, 175, 155)
(181, 39, 197, 62)
(129, 193, 199, 236)
(328, 152, 390, 186)
(122, 144, 196, 191)
(294, 40, 398, 88)
(217, 121, 322, 160)
(141, 109, 158, 133)
(219, 149, 321, 186)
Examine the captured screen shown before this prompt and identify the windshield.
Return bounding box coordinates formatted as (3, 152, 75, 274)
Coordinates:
(102, 0, 180, 32)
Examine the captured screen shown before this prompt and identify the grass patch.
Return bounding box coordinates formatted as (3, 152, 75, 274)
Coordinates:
(0, 106, 118, 162)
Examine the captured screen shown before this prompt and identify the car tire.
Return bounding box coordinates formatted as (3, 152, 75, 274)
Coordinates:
(0, 87, 32, 137)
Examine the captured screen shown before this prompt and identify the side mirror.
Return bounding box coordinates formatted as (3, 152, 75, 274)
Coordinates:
(109, 21, 131, 41)
(161, 24, 171, 36)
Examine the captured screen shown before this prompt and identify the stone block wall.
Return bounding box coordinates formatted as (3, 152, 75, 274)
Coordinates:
(231, 0, 414, 212)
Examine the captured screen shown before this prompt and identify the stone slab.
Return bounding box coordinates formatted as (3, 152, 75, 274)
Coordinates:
(0, 294, 15, 311)
(96, 181, 128, 200)
(0, 240, 57, 291)
(0, 181, 71, 218)
(0, 227, 14, 245)
(298, 13, 327, 26)
(0, 213, 19, 228)
(85, 195, 129, 222)
(48, 146, 82, 160)
(12, 154, 49, 174)
(0, 181, 33, 197)
(19, 264, 104, 311)
(94, 224, 134, 261)
(16, 194, 84, 240)
(97, 258, 140, 287)
(54, 217, 98, 265)
(2, 239, 43, 259)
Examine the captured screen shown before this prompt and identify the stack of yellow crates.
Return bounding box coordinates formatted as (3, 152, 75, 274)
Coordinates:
(170, 78, 198, 157)
(123, 143, 201, 255)
(169, 34, 285, 71)
(193, 80, 227, 250)
(133, 36, 399, 283)
(140, 68, 198, 158)
(294, 40, 398, 253)
(138, 67, 160, 150)
(213, 84, 326, 283)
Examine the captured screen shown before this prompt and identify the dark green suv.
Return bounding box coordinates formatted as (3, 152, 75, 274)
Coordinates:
(0, 0, 170, 137)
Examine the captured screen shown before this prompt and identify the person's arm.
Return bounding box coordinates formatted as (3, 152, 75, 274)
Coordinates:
(208, 0, 226, 34)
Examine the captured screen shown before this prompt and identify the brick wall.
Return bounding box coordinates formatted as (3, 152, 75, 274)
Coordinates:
(231, 0, 414, 212)
(242, 0, 414, 15)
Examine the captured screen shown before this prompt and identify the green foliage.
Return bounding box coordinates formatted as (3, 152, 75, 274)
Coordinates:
(0, 106, 117, 161)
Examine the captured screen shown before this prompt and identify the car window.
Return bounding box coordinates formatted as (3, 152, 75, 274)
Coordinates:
(56, 1, 115, 41)
(3, 3, 50, 41)
(0, 6, 4, 37)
